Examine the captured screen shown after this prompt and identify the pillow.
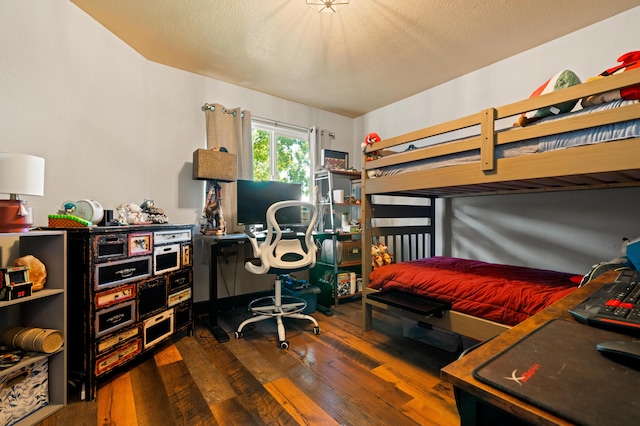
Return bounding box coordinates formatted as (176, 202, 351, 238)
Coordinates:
(516, 70, 581, 127)
(581, 51, 640, 107)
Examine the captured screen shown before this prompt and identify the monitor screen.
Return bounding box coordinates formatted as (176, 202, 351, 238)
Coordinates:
(236, 180, 302, 227)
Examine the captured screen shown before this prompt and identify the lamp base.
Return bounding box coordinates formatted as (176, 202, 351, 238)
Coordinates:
(0, 200, 33, 233)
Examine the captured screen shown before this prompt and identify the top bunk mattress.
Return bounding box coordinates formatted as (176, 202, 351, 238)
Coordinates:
(369, 99, 640, 178)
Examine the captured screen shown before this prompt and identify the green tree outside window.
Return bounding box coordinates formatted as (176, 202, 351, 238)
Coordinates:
(252, 127, 310, 199)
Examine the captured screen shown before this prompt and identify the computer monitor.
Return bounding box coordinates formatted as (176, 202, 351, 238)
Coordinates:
(236, 180, 303, 230)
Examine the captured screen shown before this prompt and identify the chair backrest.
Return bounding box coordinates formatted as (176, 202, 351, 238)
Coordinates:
(244, 200, 318, 275)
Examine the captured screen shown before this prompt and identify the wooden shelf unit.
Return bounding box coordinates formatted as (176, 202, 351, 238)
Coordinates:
(0, 230, 67, 425)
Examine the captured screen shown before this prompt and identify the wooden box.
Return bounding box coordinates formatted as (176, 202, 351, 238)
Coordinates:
(192, 149, 237, 182)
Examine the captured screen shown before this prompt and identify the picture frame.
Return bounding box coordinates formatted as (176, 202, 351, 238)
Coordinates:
(321, 149, 349, 170)
(128, 232, 152, 256)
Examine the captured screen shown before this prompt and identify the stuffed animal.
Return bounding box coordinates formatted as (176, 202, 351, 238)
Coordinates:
(362, 132, 382, 161)
(378, 242, 392, 266)
(515, 70, 581, 127)
(371, 244, 384, 269)
(582, 51, 640, 107)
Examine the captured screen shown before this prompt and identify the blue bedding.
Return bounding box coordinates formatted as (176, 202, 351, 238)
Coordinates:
(370, 100, 640, 178)
(538, 99, 640, 151)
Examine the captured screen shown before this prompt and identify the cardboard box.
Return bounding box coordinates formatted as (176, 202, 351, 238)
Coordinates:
(192, 149, 237, 182)
(0, 357, 49, 425)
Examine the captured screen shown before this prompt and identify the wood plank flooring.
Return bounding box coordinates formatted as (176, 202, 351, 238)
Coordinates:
(35, 299, 461, 425)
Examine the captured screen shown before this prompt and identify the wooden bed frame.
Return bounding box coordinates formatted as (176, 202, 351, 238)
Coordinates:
(361, 68, 640, 342)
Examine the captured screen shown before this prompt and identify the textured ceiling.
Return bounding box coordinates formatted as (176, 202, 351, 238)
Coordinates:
(71, 0, 639, 118)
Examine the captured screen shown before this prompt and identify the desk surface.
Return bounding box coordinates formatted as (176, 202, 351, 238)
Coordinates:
(440, 271, 618, 425)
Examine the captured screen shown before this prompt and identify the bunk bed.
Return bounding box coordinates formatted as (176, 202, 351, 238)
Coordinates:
(361, 68, 640, 342)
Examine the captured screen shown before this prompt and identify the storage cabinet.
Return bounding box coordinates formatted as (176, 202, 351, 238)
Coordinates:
(62, 224, 194, 401)
(0, 231, 67, 425)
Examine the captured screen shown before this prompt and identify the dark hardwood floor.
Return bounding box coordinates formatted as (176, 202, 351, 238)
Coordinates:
(36, 299, 461, 425)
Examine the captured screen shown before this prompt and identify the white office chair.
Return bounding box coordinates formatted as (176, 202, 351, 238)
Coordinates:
(234, 200, 320, 349)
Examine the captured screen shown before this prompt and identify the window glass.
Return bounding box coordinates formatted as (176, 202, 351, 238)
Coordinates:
(251, 124, 310, 200)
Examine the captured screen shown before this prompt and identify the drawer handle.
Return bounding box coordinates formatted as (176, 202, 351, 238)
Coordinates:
(106, 313, 126, 325)
(116, 268, 136, 278)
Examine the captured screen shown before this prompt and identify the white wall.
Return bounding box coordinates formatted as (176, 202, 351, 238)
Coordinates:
(358, 6, 640, 274)
(0, 0, 353, 301)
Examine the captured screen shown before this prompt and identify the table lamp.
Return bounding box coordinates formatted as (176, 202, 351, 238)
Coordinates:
(0, 152, 45, 232)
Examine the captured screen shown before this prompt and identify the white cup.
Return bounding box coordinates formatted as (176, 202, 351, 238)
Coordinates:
(333, 189, 344, 204)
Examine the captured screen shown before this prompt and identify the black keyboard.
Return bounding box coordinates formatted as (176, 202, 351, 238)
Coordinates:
(570, 269, 640, 335)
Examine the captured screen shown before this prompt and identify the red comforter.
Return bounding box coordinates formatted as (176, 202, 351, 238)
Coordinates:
(368, 256, 580, 326)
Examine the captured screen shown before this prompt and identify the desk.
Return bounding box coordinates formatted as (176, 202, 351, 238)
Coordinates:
(197, 233, 249, 342)
(441, 271, 617, 425)
(197, 232, 310, 343)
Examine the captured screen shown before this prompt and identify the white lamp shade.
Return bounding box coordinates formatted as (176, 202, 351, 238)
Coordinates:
(0, 152, 45, 196)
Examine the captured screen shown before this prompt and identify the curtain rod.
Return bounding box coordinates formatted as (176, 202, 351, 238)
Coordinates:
(252, 115, 310, 133)
(202, 104, 310, 133)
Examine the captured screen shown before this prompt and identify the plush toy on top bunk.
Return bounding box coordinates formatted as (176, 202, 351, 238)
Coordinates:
(362, 132, 383, 161)
(581, 51, 640, 107)
(362, 132, 398, 161)
(515, 69, 582, 127)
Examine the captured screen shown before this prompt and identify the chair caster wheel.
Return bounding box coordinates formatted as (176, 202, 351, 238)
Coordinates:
(313, 326, 320, 335)
(234, 331, 243, 339)
(279, 340, 289, 350)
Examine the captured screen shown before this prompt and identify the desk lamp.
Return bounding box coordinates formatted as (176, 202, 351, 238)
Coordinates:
(0, 152, 45, 232)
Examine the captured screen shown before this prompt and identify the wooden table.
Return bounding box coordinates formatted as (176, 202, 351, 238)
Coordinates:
(441, 271, 617, 425)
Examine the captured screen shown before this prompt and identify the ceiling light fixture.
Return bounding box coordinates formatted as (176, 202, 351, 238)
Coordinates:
(306, 0, 349, 13)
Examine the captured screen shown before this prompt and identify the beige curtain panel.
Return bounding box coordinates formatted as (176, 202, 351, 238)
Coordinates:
(203, 103, 252, 234)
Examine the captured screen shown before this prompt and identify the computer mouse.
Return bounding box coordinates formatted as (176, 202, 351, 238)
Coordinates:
(596, 340, 640, 369)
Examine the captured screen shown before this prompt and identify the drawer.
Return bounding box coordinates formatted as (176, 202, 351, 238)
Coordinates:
(174, 303, 192, 332)
(154, 229, 192, 244)
(168, 287, 191, 307)
(143, 309, 174, 350)
(138, 278, 167, 319)
(95, 284, 136, 309)
(168, 269, 191, 291)
(94, 233, 128, 261)
(181, 243, 192, 266)
(95, 256, 152, 290)
(97, 326, 139, 354)
(96, 339, 141, 376)
(153, 244, 180, 275)
(95, 300, 136, 338)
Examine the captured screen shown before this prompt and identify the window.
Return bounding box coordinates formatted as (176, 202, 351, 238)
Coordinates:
(251, 120, 311, 199)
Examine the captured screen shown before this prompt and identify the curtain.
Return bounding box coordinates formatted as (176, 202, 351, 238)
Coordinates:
(203, 103, 252, 234)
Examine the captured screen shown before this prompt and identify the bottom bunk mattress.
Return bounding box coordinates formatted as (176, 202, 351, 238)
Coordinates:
(367, 256, 582, 326)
